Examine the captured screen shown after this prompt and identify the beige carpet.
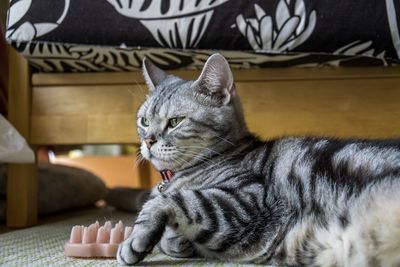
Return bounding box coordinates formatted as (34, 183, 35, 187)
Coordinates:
(0, 208, 265, 267)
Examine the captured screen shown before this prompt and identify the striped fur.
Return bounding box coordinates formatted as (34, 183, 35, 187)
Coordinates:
(117, 54, 400, 266)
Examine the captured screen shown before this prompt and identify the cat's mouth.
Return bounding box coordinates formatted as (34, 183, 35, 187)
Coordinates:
(160, 170, 174, 182)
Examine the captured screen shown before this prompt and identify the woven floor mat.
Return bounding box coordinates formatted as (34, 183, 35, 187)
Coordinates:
(0, 208, 267, 267)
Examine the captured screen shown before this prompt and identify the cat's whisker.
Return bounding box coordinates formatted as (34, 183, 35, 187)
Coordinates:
(180, 153, 214, 164)
(175, 151, 205, 163)
(177, 150, 218, 160)
(176, 156, 191, 166)
(133, 149, 146, 166)
(214, 135, 236, 146)
(178, 146, 221, 155)
(179, 153, 213, 164)
(171, 156, 190, 169)
(138, 156, 147, 167)
(175, 148, 213, 160)
(175, 150, 213, 166)
(168, 157, 181, 167)
(175, 147, 211, 155)
(133, 154, 142, 168)
(133, 155, 146, 170)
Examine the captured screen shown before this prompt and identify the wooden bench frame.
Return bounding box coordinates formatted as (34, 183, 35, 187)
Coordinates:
(7, 46, 400, 227)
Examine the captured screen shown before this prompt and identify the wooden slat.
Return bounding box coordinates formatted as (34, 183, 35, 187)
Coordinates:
(239, 79, 400, 138)
(31, 85, 145, 144)
(32, 67, 400, 86)
(31, 76, 400, 145)
(7, 45, 38, 227)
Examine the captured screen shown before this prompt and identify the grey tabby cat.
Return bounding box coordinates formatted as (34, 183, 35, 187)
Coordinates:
(117, 54, 400, 266)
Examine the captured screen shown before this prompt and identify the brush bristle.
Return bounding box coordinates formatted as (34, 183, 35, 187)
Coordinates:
(68, 221, 131, 244)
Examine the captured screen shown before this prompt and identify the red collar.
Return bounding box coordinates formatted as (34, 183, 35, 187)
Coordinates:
(160, 170, 174, 183)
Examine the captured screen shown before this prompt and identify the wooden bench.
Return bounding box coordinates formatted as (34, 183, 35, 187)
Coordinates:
(7, 46, 400, 227)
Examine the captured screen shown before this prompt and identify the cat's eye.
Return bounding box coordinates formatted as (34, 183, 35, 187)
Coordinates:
(168, 117, 184, 128)
(141, 117, 150, 127)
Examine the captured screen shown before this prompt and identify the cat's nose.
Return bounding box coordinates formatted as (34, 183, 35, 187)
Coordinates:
(144, 138, 156, 149)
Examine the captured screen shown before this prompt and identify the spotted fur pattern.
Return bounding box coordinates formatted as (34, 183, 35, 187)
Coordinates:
(117, 54, 400, 266)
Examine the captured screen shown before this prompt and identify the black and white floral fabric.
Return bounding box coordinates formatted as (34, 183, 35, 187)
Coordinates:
(6, 0, 400, 72)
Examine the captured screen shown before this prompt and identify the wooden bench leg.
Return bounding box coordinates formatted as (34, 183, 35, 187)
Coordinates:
(6, 46, 38, 227)
(7, 164, 37, 227)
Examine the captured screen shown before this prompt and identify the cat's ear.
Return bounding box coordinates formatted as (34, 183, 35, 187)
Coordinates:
(142, 58, 169, 91)
(192, 54, 235, 106)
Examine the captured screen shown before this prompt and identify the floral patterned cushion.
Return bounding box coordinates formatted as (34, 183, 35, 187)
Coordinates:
(6, 0, 400, 72)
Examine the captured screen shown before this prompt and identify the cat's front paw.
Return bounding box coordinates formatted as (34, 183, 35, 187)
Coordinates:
(117, 236, 151, 265)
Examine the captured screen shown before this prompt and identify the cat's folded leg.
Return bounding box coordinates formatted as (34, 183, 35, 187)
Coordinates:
(158, 226, 196, 258)
(117, 194, 198, 265)
(117, 196, 169, 265)
(117, 190, 222, 265)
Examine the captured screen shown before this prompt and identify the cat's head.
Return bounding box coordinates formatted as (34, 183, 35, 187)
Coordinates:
(137, 54, 247, 171)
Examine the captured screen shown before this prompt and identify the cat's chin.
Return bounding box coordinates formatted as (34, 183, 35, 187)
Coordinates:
(141, 148, 186, 171)
(147, 157, 177, 172)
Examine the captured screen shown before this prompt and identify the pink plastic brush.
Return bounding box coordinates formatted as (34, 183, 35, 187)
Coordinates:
(64, 221, 133, 258)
